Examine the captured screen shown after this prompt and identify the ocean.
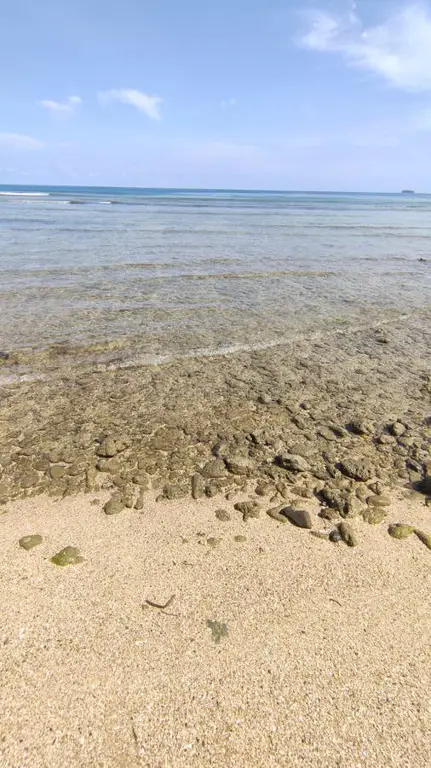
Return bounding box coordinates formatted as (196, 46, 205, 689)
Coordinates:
(0, 185, 430, 371)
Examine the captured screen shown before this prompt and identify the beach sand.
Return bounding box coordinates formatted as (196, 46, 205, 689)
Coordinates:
(1, 490, 430, 767)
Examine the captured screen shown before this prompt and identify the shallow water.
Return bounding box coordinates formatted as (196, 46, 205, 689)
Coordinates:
(0, 186, 430, 369)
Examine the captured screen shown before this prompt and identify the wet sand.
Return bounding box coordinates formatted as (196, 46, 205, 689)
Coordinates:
(1, 491, 430, 767)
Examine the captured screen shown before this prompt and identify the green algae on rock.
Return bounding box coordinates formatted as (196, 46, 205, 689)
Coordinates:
(362, 507, 387, 525)
(50, 546, 84, 566)
(206, 619, 228, 644)
(19, 534, 43, 551)
(388, 524, 414, 540)
(338, 521, 359, 547)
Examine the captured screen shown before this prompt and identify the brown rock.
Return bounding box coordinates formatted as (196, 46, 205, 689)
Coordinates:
(281, 506, 313, 529)
(234, 500, 260, 520)
(96, 438, 117, 458)
(338, 522, 359, 547)
(276, 454, 310, 473)
(201, 459, 227, 479)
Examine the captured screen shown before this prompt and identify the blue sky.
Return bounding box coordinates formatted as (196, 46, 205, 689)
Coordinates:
(2, 0, 431, 190)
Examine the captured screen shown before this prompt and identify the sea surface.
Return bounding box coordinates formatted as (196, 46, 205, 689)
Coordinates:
(0, 185, 430, 369)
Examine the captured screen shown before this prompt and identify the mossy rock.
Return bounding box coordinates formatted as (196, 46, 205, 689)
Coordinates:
(104, 498, 124, 515)
(414, 530, 431, 550)
(362, 507, 387, 525)
(50, 546, 84, 566)
(388, 524, 414, 540)
(19, 534, 43, 551)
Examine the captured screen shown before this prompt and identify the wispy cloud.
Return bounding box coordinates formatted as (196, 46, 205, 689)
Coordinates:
(221, 98, 237, 109)
(98, 89, 163, 120)
(298, 2, 431, 91)
(39, 96, 82, 116)
(0, 133, 44, 151)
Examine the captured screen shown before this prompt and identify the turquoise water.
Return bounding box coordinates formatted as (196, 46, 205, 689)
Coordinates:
(0, 185, 430, 367)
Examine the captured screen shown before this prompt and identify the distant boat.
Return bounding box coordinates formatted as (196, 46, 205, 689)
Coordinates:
(401, 189, 415, 194)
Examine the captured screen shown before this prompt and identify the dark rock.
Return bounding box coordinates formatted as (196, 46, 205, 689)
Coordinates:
(329, 529, 343, 543)
(339, 457, 373, 482)
(280, 506, 313, 529)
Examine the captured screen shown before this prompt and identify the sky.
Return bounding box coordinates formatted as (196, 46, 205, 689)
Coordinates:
(2, 0, 431, 190)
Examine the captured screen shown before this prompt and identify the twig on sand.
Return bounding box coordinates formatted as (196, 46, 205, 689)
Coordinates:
(329, 598, 343, 608)
(144, 594, 176, 613)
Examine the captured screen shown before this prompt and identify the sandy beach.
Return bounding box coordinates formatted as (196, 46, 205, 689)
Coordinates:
(1, 489, 430, 767)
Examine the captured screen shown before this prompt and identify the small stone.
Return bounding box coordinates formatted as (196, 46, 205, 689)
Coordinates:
(341, 495, 363, 519)
(86, 466, 97, 491)
(281, 506, 313, 529)
(205, 484, 219, 498)
(310, 531, 330, 540)
(20, 471, 39, 489)
(367, 494, 391, 507)
(134, 493, 144, 510)
(191, 473, 205, 500)
(225, 457, 255, 476)
(215, 509, 231, 522)
(96, 438, 117, 458)
(339, 458, 373, 482)
(19, 534, 43, 551)
(348, 419, 374, 436)
(266, 506, 288, 523)
(418, 475, 431, 495)
(33, 459, 50, 472)
(104, 498, 125, 515)
(320, 487, 347, 513)
(257, 393, 272, 404)
(234, 535, 247, 543)
(50, 546, 84, 566)
(329, 529, 343, 543)
(201, 459, 227, 479)
(207, 537, 221, 548)
(388, 524, 414, 540)
(389, 422, 406, 437)
(319, 506, 340, 521)
(234, 500, 260, 520)
(414, 530, 431, 550)
(338, 522, 359, 547)
(368, 481, 384, 495)
(362, 507, 387, 525)
(50, 465, 66, 480)
(163, 484, 187, 500)
(377, 434, 396, 445)
(276, 454, 310, 473)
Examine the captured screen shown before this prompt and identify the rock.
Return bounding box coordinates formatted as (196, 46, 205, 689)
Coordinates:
(367, 494, 391, 507)
(104, 498, 125, 515)
(33, 458, 50, 472)
(96, 438, 117, 458)
(19, 534, 43, 551)
(234, 500, 260, 520)
(320, 487, 347, 513)
(389, 422, 406, 437)
(205, 484, 219, 498)
(276, 454, 310, 473)
(258, 393, 272, 404)
(163, 484, 187, 500)
(50, 464, 66, 480)
(368, 481, 384, 495)
(319, 506, 340, 521)
(338, 522, 359, 547)
(50, 546, 84, 566)
(85, 466, 97, 491)
(362, 507, 387, 525)
(414, 530, 431, 550)
(215, 509, 231, 522)
(281, 506, 313, 529)
(339, 457, 373, 482)
(388, 524, 414, 540)
(348, 419, 373, 436)
(234, 535, 247, 543)
(341, 495, 363, 519)
(20, 471, 39, 489)
(329, 529, 343, 543)
(377, 434, 396, 445)
(418, 474, 431, 495)
(310, 531, 330, 540)
(207, 537, 221, 548)
(191, 473, 205, 500)
(201, 459, 227, 479)
(266, 506, 288, 523)
(225, 457, 255, 476)
(134, 493, 144, 510)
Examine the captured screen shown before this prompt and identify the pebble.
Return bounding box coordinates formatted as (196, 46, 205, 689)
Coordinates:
(276, 454, 310, 473)
(362, 507, 387, 525)
(207, 537, 221, 548)
(19, 534, 43, 551)
(414, 530, 431, 550)
(201, 459, 227, 479)
(329, 529, 343, 543)
(215, 509, 231, 522)
(339, 458, 373, 482)
(50, 546, 84, 566)
(134, 493, 144, 510)
(367, 494, 391, 507)
(388, 524, 414, 540)
(338, 522, 359, 547)
(104, 498, 125, 515)
(96, 438, 117, 458)
(50, 465, 66, 480)
(266, 506, 288, 523)
(389, 422, 406, 437)
(281, 506, 313, 529)
(234, 535, 247, 543)
(191, 473, 205, 500)
(234, 500, 260, 520)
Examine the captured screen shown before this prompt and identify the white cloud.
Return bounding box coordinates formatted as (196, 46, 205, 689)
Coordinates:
(221, 98, 237, 109)
(39, 96, 82, 116)
(299, 2, 431, 91)
(0, 133, 45, 151)
(98, 89, 162, 120)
